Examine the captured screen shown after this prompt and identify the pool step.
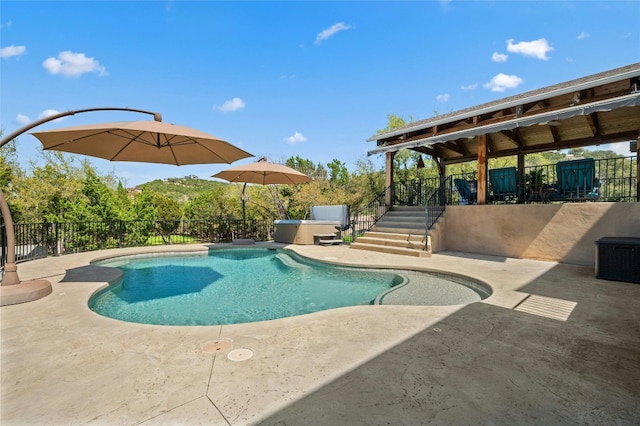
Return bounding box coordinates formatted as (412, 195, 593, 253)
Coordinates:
(353, 233, 425, 250)
(314, 233, 343, 246)
(351, 231, 429, 257)
(350, 241, 430, 257)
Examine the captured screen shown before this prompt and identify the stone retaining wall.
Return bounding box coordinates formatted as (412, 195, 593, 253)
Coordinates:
(438, 202, 640, 266)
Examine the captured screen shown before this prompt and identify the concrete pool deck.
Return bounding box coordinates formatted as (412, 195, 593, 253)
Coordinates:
(1, 243, 639, 425)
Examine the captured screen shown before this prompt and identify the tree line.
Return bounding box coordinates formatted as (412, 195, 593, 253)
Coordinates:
(0, 140, 390, 225)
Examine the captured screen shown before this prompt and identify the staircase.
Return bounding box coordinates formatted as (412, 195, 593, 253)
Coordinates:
(350, 206, 430, 257)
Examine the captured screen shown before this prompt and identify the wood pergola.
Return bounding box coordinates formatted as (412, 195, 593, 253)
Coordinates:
(368, 63, 640, 204)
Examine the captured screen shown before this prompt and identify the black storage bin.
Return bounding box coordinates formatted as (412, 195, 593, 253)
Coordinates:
(595, 237, 640, 284)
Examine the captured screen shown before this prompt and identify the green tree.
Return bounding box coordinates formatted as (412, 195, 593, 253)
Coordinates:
(376, 113, 413, 134)
(285, 156, 328, 180)
(114, 182, 134, 221)
(69, 168, 123, 222)
(0, 138, 24, 222)
(0, 138, 19, 189)
(152, 192, 182, 243)
(183, 184, 229, 220)
(327, 159, 350, 186)
(13, 152, 85, 223)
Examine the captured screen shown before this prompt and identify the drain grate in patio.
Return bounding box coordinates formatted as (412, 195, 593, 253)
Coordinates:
(514, 294, 577, 322)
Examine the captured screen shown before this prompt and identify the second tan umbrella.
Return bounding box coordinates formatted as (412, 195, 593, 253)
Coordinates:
(212, 159, 312, 238)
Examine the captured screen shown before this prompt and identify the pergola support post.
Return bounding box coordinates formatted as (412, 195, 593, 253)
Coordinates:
(636, 135, 639, 202)
(477, 134, 488, 205)
(385, 151, 395, 207)
(517, 153, 525, 202)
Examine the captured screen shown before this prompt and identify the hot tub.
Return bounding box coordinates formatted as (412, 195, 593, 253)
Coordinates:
(274, 220, 340, 245)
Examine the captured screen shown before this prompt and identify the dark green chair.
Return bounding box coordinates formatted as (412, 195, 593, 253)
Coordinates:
(489, 167, 519, 203)
(549, 158, 600, 201)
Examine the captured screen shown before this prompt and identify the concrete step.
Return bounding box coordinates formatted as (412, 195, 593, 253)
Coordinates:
(389, 206, 424, 211)
(384, 210, 425, 218)
(370, 226, 426, 235)
(355, 236, 424, 250)
(347, 204, 432, 257)
(374, 219, 425, 229)
(318, 239, 343, 246)
(362, 231, 425, 242)
(350, 242, 430, 257)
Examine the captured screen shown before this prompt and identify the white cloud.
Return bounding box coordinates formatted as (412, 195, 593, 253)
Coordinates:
(216, 97, 245, 113)
(461, 83, 478, 91)
(15, 110, 66, 126)
(506, 38, 553, 60)
(483, 73, 523, 92)
(315, 22, 352, 45)
(42, 51, 107, 77)
(436, 94, 450, 102)
(0, 45, 26, 59)
(577, 31, 590, 40)
(285, 131, 307, 145)
(0, 20, 12, 29)
(39, 109, 62, 120)
(491, 52, 508, 62)
(15, 114, 30, 125)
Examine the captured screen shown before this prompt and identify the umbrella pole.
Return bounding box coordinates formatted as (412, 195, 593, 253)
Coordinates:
(242, 183, 247, 239)
(0, 190, 19, 285)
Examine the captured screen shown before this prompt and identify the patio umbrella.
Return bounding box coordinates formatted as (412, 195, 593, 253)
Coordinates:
(31, 120, 253, 165)
(1, 107, 253, 304)
(212, 159, 312, 239)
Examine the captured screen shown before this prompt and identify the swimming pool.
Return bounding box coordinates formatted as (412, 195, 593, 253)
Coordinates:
(89, 248, 490, 326)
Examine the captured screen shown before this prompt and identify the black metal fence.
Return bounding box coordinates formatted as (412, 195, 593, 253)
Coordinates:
(441, 155, 637, 204)
(524, 156, 637, 202)
(1, 218, 275, 269)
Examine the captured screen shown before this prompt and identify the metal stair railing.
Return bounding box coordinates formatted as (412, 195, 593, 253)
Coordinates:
(425, 176, 453, 239)
(347, 185, 392, 243)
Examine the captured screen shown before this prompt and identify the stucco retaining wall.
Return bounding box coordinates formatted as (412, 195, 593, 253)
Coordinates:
(440, 202, 640, 266)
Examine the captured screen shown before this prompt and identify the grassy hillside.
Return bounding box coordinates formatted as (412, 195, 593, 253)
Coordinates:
(137, 176, 227, 205)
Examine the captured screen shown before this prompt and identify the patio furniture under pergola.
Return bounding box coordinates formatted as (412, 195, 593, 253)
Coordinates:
(368, 62, 640, 205)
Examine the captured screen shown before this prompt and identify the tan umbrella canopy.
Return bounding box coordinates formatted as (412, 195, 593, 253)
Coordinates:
(212, 160, 312, 185)
(212, 159, 312, 239)
(31, 120, 253, 165)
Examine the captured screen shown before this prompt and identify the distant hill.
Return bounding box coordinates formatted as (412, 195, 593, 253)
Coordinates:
(136, 176, 227, 205)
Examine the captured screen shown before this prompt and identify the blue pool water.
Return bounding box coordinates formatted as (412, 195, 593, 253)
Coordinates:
(90, 248, 406, 325)
(89, 248, 489, 326)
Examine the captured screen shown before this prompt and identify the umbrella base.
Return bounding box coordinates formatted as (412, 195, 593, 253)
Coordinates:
(0, 279, 52, 306)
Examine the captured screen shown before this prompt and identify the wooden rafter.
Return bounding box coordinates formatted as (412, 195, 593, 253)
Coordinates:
(585, 112, 600, 136)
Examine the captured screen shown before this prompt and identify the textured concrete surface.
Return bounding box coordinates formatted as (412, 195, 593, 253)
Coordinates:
(1, 243, 639, 425)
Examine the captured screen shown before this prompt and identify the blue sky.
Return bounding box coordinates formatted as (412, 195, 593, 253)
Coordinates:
(1, 1, 639, 187)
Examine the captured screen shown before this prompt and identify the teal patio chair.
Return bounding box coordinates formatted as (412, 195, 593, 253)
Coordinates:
(489, 167, 519, 203)
(454, 178, 476, 204)
(549, 158, 600, 201)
